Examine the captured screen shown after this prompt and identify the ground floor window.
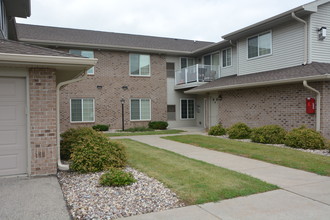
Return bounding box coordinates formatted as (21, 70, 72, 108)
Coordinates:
(181, 99, 195, 119)
(130, 98, 151, 120)
(70, 98, 95, 122)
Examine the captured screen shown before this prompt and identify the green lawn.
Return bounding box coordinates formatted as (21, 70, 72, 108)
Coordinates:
(119, 139, 278, 205)
(163, 135, 330, 176)
(106, 129, 184, 137)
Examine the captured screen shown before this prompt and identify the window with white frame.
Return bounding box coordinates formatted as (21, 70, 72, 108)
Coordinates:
(69, 50, 95, 74)
(70, 98, 95, 122)
(181, 99, 195, 119)
(222, 48, 232, 67)
(130, 54, 150, 76)
(248, 31, 272, 59)
(180, 57, 195, 69)
(130, 98, 151, 120)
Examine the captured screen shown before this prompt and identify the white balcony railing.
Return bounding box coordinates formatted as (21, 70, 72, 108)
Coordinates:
(175, 64, 219, 86)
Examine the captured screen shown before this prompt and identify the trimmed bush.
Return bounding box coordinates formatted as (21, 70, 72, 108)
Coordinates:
(123, 127, 154, 132)
(208, 124, 226, 136)
(92, 124, 109, 131)
(284, 126, 326, 149)
(70, 136, 127, 173)
(60, 127, 97, 161)
(99, 168, 136, 187)
(227, 122, 251, 139)
(148, 121, 168, 130)
(251, 125, 287, 144)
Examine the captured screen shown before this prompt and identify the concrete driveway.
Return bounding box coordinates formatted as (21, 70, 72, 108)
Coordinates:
(0, 176, 70, 220)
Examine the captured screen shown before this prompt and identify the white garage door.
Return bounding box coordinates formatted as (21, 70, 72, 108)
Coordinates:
(0, 77, 27, 176)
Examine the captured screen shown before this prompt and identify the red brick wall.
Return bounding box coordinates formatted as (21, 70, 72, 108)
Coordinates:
(29, 68, 57, 175)
(218, 83, 324, 133)
(60, 50, 167, 132)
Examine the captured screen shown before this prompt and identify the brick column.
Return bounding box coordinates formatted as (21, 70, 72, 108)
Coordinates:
(29, 68, 57, 175)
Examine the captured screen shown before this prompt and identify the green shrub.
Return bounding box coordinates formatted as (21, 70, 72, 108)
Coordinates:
(92, 124, 109, 131)
(148, 121, 169, 130)
(123, 127, 154, 132)
(284, 126, 326, 149)
(208, 124, 226, 136)
(65, 128, 127, 173)
(227, 122, 251, 139)
(99, 168, 136, 187)
(60, 127, 97, 161)
(251, 125, 287, 144)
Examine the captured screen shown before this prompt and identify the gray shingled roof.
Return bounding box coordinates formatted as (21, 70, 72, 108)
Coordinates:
(0, 39, 81, 57)
(16, 24, 214, 53)
(188, 62, 330, 93)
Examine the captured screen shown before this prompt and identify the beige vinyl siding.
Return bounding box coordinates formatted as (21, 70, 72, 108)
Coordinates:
(220, 47, 238, 77)
(237, 20, 305, 76)
(310, 2, 330, 63)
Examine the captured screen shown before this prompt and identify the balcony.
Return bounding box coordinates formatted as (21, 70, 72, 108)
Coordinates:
(175, 64, 219, 89)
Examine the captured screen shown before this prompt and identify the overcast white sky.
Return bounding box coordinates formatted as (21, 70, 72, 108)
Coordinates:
(17, 0, 313, 42)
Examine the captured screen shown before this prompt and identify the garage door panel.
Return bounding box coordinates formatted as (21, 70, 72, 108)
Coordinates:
(0, 103, 26, 126)
(0, 78, 25, 102)
(0, 77, 27, 176)
(0, 127, 26, 146)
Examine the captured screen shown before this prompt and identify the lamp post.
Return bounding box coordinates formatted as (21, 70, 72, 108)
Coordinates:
(120, 98, 125, 131)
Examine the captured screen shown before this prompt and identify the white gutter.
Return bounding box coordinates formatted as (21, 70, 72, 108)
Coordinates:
(303, 80, 321, 131)
(56, 72, 87, 170)
(185, 74, 330, 94)
(291, 12, 308, 65)
(0, 52, 97, 67)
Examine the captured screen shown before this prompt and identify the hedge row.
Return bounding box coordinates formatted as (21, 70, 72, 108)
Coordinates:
(208, 123, 328, 150)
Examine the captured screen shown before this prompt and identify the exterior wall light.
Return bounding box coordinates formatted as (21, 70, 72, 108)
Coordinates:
(318, 27, 327, 40)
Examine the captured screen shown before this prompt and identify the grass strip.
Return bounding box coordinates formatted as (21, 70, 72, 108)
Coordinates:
(106, 129, 184, 137)
(163, 135, 330, 176)
(119, 139, 278, 205)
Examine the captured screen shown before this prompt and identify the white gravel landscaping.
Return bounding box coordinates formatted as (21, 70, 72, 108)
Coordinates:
(57, 167, 184, 220)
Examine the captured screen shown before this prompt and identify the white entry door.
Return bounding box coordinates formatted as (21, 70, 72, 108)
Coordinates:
(0, 77, 27, 176)
(209, 95, 219, 127)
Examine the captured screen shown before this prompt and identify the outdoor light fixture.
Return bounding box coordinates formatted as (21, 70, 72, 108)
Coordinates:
(120, 98, 125, 131)
(217, 95, 223, 101)
(318, 27, 327, 40)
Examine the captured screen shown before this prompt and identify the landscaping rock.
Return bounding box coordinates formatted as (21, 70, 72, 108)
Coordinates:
(58, 167, 184, 219)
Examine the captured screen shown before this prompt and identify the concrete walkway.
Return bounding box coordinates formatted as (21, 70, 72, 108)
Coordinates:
(121, 134, 330, 220)
(0, 176, 70, 220)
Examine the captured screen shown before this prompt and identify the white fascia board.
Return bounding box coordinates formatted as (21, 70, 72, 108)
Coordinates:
(185, 74, 330, 94)
(0, 52, 98, 68)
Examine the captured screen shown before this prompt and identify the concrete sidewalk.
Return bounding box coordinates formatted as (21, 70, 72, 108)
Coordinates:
(0, 176, 70, 220)
(123, 134, 330, 220)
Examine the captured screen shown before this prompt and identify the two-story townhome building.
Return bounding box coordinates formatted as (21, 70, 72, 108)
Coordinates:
(16, 0, 330, 139)
(0, 0, 97, 177)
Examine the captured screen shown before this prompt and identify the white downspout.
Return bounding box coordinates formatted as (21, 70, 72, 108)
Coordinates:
(56, 71, 87, 170)
(303, 80, 321, 131)
(291, 12, 308, 65)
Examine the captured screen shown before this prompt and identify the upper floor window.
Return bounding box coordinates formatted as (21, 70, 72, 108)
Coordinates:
(248, 31, 272, 59)
(180, 57, 195, 69)
(0, 0, 8, 39)
(69, 50, 94, 74)
(130, 54, 150, 76)
(222, 48, 232, 67)
(70, 98, 95, 122)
